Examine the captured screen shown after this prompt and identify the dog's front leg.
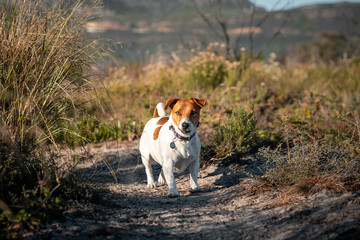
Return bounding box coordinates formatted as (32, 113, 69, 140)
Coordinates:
(163, 160, 180, 197)
(189, 159, 200, 191)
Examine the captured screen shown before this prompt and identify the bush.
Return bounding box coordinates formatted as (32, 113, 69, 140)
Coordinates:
(258, 140, 360, 191)
(187, 51, 228, 89)
(254, 116, 360, 193)
(212, 105, 256, 158)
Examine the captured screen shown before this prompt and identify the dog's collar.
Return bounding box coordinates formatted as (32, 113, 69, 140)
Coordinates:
(169, 123, 199, 141)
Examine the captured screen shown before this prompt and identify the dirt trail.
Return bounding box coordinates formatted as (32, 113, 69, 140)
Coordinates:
(26, 144, 360, 239)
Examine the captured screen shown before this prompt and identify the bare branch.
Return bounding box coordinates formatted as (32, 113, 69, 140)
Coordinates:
(192, 0, 291, 60)
(190, 0, 223, 40)
(233, 0, 247, 59)
(212, 0, 231, 57)
(248, 5, 256, 56)
(249, 0, 290, 58)
(257, 12, 290, 58)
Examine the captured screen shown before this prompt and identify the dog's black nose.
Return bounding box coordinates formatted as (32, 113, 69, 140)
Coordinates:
(182, 122, 189, 129)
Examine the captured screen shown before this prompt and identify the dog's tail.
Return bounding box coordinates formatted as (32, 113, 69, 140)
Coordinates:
(153, 103, 166, 118)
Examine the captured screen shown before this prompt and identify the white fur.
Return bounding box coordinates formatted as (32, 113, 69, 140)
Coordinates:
(155, 102, 166, 117)
(139, 103, 201, 197)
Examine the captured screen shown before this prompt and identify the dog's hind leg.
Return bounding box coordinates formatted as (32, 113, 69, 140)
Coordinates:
(142, 154, 157, 188)
(157, 169, 166, 185)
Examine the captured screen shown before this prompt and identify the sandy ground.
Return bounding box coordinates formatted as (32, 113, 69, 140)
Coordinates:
(25, 143, 360, 239)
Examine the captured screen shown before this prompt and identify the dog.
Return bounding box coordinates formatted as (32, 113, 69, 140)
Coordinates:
(139, 98, 207, 197)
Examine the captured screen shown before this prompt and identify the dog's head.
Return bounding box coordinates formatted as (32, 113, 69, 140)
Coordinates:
(165, 98, 207, 135)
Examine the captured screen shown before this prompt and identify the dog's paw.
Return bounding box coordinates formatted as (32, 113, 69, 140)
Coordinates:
(168, 189, 180, 198)
(168, 193, 180, 198)
(189, 187, 201, 193)
(147, 182, 157, 188)
(157, 178, 166, 185)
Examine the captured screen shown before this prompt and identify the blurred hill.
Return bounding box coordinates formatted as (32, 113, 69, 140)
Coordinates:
(102, 0, 259, 15)
(87, 0, 360, 61)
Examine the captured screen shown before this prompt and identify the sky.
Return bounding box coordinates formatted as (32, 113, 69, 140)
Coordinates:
(252, 0, 360, 10)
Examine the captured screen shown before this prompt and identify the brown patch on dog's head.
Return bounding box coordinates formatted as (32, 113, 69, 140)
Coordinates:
(165, 98, 180, 111)
(191, 98, 207, 109)
(153, 117, 169, 140)
(169, 98, 207, 128)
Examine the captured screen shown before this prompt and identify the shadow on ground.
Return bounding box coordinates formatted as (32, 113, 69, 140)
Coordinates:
(26, 147, 360, 240)
(75, 148, 261, 188)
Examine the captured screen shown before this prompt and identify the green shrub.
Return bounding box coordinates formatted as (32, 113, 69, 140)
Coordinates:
(0, 209, 37, 239)
(212, 105, 256, 158)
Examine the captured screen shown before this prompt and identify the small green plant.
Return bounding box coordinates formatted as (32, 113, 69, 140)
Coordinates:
(55, 118, 143, 146)
(212, 105, 256, 158)
(0, 209, 38, 239)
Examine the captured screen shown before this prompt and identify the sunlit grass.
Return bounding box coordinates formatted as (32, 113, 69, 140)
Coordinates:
(0, 0, 99, 237)
(93, 44, 360, 145)
(90, 44, 360, 195)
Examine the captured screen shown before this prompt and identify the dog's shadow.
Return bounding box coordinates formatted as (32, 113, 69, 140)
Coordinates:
(76, 149, 260, 191)
(76, 149, 196, 186)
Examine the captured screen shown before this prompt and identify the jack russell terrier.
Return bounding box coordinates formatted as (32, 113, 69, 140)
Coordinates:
(139, 98, 207, 197)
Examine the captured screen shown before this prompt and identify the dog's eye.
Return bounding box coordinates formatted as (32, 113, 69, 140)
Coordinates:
(191, 110, 197, 116)
(175, 111, 181, 116)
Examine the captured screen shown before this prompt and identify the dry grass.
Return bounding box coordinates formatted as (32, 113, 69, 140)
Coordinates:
(91, 45, 360, 196)
(267, 175, 346, 208)
(1, 0, 358, 237)
(0, 0, 99, 237)
(293, 175, 346, 195)
(93, 45, 360, 148)
(268, 192, 304, 208)
(86, 40, 360, 199)
(243, 175, 349, 208)
(0, 0, 99, 147)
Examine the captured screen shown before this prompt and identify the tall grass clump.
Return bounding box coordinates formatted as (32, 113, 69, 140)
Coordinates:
(0, 0, 98, 237)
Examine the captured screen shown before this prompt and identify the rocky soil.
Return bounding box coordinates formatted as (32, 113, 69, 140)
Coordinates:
(24, 142, 360, 239)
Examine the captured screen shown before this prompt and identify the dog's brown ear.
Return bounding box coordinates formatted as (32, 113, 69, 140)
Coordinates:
(165, 98, 180, 110)
(191, 98, 207, 109)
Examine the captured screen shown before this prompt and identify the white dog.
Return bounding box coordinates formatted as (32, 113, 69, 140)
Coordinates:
(139, 98, 207, 197)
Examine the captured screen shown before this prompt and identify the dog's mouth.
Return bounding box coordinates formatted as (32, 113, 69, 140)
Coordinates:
(179, 128, 192, 134)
